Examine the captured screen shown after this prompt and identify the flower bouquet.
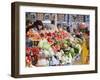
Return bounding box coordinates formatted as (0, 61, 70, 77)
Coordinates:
(26, 28, 82, 67)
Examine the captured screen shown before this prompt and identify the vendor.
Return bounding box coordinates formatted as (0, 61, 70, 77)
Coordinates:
(33, 20, 44, 33)
(81, 29, 89, 64)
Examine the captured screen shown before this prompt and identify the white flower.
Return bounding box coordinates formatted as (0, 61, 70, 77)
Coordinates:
(76, 44, 82, 54)
(43, 50, 50, 57)
(56, 52, 62, 60)
(36, 58, 49, 66)
(50, 56, 59, 65)
(48, 48, 55, 56)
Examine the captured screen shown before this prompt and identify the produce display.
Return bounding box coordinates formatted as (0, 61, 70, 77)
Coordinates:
(26, 21, 89, 67)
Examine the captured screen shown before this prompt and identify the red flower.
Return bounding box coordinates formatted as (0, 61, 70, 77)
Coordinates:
(46, 32, 52, 37)
(79, 23, 87, 29)
(26, 56, 31, 63)
(52, 45, 60, 52)
(55, 35, 62, 41)
(61, 31, 65, 35)
(26, 47, 31, 55)
(62, 31, 69, 37)
(30, 47, 40, 63)
(76, 31, 80, 35)
(47, 37, 54, 45)
(51, 32, 55, 37)
(31, 47, 40, 55)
